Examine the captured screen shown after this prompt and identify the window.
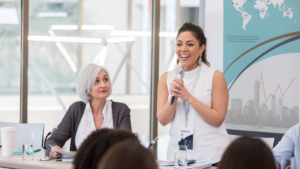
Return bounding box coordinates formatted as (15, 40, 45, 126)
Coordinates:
(0, 0, 21, 123)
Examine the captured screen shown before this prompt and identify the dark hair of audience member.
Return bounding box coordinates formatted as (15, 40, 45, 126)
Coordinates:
(73, 129, 138, 169)
(218, 136, 276, 169)
(98, 139, 158, 169)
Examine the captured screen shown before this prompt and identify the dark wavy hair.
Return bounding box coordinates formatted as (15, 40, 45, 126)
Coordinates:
(73, 129, 138, 169)
(98, 139, 158, 169)
(218, 136, 276, 169)
(176, 22, 210, 66)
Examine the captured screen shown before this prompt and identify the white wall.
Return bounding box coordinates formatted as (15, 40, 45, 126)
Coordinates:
(205, 0, 223, 72)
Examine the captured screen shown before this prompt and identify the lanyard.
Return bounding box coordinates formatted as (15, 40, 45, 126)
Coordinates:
(183, 65, 201, 127)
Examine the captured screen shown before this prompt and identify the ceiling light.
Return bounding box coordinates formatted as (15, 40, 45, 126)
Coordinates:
(51, 25, 78, 30)
(107, 37, 136, 43)
(110, 31, 151, 37)
(110, 31, 177, 37)
(28, 36, 102, 43)
(82, 25, 114, 30)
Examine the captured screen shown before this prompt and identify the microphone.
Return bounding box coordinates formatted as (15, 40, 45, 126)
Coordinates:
(171, 69, 185, 105)
(148, 137, 159, 150)
(38, 128, 57, 161)
(43, 127, 57, 149)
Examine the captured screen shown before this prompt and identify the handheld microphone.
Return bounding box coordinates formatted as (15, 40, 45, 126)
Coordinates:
(171, 69, 185, 105)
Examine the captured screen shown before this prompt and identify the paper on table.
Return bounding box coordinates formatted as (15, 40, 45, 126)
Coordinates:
(160, 160, 196, 166)
(54, 157, 74, 162)
(188, 161, 211, 168)
(49, 145, 76, 157)
(160, 160, 211, 169)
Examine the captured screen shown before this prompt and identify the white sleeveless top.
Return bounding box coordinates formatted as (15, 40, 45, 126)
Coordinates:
(166, 63, 229, 163)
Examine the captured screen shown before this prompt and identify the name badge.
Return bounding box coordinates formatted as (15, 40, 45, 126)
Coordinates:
(178, 125, 194, 150)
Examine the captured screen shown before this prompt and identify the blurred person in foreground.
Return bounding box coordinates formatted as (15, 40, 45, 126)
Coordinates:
(46, 63, 132, 158)
(73, 129, 138, 169)
(218, 136, 276, 169)
(273, 123, 300, 168)
(98, 139, 158, 169)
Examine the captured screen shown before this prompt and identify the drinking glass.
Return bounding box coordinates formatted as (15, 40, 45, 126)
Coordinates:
(281, 157, 294, 169)
(175, 145, 187, 169)
(22, 131, 34, 160)
(1, 127, 15, 156)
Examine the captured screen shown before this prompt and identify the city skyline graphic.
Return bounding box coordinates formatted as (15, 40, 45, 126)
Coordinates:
(225, 54, 299, 132)
(225, 73, 295, 122)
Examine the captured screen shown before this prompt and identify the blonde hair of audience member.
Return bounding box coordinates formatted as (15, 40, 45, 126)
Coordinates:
(98, 139, 158, 169)
(218, 136, 276, 169)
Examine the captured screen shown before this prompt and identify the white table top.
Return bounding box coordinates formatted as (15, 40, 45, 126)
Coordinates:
(0, 147, 217, 169)
(0, 147, 72, 169)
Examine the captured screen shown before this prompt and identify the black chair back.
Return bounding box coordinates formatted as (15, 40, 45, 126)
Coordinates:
(227, 129, 284, 148)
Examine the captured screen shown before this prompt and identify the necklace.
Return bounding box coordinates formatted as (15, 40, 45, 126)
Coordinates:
(93, 116, 104, 121)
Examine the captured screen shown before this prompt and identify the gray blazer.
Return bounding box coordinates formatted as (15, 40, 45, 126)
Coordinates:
(46, 101, 132, 155)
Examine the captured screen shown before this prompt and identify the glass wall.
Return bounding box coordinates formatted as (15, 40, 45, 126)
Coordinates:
(157, 0, 199, 161)
(0, 0, 21, 123)
(27, 0, 152, 149)
(0, 0, 201, 158)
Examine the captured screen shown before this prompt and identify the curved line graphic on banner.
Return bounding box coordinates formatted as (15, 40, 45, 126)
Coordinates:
(228, 35, 300, 91)
(224, 31, 300, 74)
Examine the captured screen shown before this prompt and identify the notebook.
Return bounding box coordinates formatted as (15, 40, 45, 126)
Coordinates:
(13, 147, 41, 155)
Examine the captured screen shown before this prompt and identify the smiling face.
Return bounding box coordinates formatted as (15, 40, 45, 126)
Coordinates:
(176, 31, 206, 71)
(90, 70, 110, 100)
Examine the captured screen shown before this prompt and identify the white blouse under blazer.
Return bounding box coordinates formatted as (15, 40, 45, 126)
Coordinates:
(75, 100, 114, 148)
(166, 63, 229, 163)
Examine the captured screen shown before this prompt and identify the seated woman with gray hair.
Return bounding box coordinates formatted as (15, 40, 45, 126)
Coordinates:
(46, 63, 132, 159)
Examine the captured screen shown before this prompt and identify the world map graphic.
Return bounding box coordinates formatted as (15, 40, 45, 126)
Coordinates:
(232, 0, 297, 30)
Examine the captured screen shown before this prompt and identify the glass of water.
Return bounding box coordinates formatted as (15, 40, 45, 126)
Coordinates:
(22, 131, 34, 160)
(175, 145, 187, 169)
(281, 157, 294, 169)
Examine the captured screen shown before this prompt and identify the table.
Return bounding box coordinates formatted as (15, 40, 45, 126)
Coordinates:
(0, 148, 72, 169)
(0, 148, 216, 169)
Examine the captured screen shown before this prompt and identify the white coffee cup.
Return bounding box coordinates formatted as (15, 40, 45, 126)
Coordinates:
(1, 127, 15, 156)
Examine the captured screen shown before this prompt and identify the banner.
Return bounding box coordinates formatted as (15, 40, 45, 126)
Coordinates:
(224, 0, 300, 133)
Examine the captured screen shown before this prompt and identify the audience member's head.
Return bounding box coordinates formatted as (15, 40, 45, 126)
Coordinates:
(73, 129, 138, 169)
(98, 139, 158, 169)
(218, 136, 276, 169)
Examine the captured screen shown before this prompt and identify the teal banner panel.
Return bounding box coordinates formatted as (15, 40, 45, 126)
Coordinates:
(224, 0, 300, 133)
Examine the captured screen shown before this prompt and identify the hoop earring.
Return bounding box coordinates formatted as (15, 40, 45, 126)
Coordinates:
(198, 54, 202, 65)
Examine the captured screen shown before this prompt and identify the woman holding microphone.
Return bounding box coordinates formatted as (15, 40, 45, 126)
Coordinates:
(157, 23, 229, 164)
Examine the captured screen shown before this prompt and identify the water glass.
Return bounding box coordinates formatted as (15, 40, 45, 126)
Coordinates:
(22, 131, 34, 160)
(281, 157, 294, 169)
(175, 145, 187, 169)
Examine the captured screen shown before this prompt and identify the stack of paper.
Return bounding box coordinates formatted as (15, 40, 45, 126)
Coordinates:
(160, 160, 211, 169)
